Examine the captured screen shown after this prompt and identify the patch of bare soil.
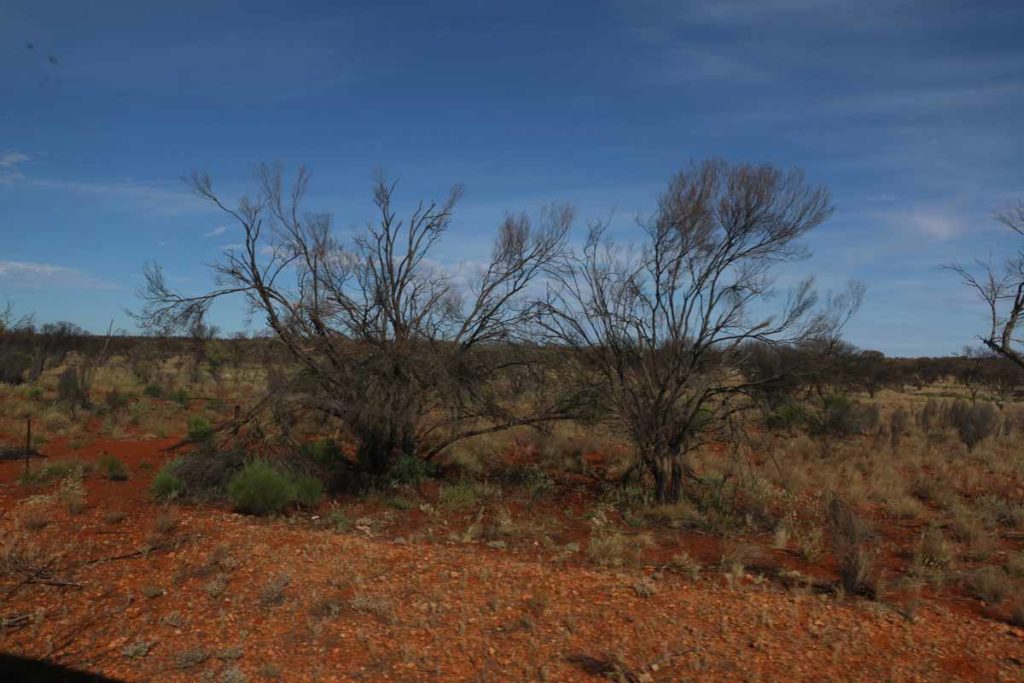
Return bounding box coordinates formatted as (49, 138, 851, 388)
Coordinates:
(1, 444, 1024, 681)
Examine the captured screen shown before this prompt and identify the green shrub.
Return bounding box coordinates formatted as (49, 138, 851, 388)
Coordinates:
(387, 454, 436, 485)
(766, 399, 807, 432)
(966, 566, 1011, 603)
(496, 463, 553, 498)
(948, 400, 998, 451)
(439, 479, 495, 509)
(170, 388, 190, 407)
(98, 453, 128, 481)
(298, 438, 352, 492)
(152, 462, 185, 500)
(328, 508, 353, 532)
(57, 367, 89, 408)
(226, 461, 296, 515)
(809, 394, 878, 438)
(187, 417, 213, 441)
(302, 438, 342, 466)
(159, 447, 248, 501)
(0, 351, 32, 385)
(387, 495, 414, 510)
(105, 389, 130, 414)
(20, 459, 91, 486)
(291, 474, 324, 508)
(889, 407, 911, 449)
(59, 474, 87, 514)
(143, 383, 164, 398)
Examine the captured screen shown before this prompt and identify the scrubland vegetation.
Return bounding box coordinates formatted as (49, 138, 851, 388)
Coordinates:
(2, 176, 1024, 680)
(3, 334, 1024, 679)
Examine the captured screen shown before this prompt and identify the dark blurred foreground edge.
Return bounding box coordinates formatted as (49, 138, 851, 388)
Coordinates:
(0, 654, 124, 682)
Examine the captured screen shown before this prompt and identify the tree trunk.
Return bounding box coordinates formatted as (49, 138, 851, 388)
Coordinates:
(651, 451, 686, 504)
(355, 417, 417, 475)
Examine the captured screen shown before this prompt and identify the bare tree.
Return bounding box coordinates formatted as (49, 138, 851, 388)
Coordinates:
(0, 303, 33, 334)
(537, 160, 862, 503)
(136, 165, 572, 473)
(948, 201, 1024, 371)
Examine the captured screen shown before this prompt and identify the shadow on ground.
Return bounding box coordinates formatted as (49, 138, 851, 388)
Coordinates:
(0, 654, 123, 682)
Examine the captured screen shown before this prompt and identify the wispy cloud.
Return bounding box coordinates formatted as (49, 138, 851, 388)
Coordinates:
(628, 0, 932, 33)
(818, 81, 1024, 118)
(3, 174, 206, 216)
(0, 150, 31, 183)
(654, 44, 770, 85)
(0, 150, 203, 215)
(883, 207, 969, 241)
(0, 261, 120, 290)
(0, 151, 30, 169)
(205, 225, 228, 237)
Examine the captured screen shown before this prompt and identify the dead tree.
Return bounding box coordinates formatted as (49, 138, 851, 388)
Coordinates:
(948, 201, 1024, 371)
(136, 165, 572, 473)
(537, 160, 862, 504)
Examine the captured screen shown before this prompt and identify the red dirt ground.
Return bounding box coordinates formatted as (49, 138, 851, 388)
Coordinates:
(2, 439, 1024, 681)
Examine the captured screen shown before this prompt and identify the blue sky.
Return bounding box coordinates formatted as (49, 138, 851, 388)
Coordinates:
(1, 0, 1022, 356)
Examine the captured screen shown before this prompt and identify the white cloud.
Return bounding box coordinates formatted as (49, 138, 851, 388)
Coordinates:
(205, 225, 228, 237)
(0, 151, 30, 169)
(1, 168, 206, 216)
(655, 44, 770, 85)
(0, 151, 31, 184)
(0, 261, 119, 289)
(888, 208, 966, 241)
(817, 81, 1024, 118)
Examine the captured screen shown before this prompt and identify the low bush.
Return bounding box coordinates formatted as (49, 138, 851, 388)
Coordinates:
(143, 383, 164, 398)
(151, 463, 185, 500)
(966, 566, 1011, 604)
(495, 463, 554, 498)
(98, 453, 128, 481)
(20, 459, 91, 486)
(836, 542, 882, 598)
(58, 474, 87, 514)
(301, 438, 341, 467)
(387, 453, 436, 485)
(948, 400, 999, 451)
(439, 479, 496, 509)
(291, 474, 324, 508)
(977, 495, 1024, 529)
(918, 398, 944, 433)
(57, 367, 89, 408)
(0, 351, 32, 385)
(105, 389, 130, 414)
(1005, 553, 1024, 580)
(913, 526, 951, 571)
(889, 407, 911, 449)
(828, 497, 881, 598)
(1011, 597, 1024, 628)
(666, 550, 702, 580)
(766, 399, 807, 433)
(168, 447, 248, 500)
(299, 438, 352, 491)
(187, 417, 213, 442)
(809, 394, 879, 439)
(226, 461, 295, 515)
